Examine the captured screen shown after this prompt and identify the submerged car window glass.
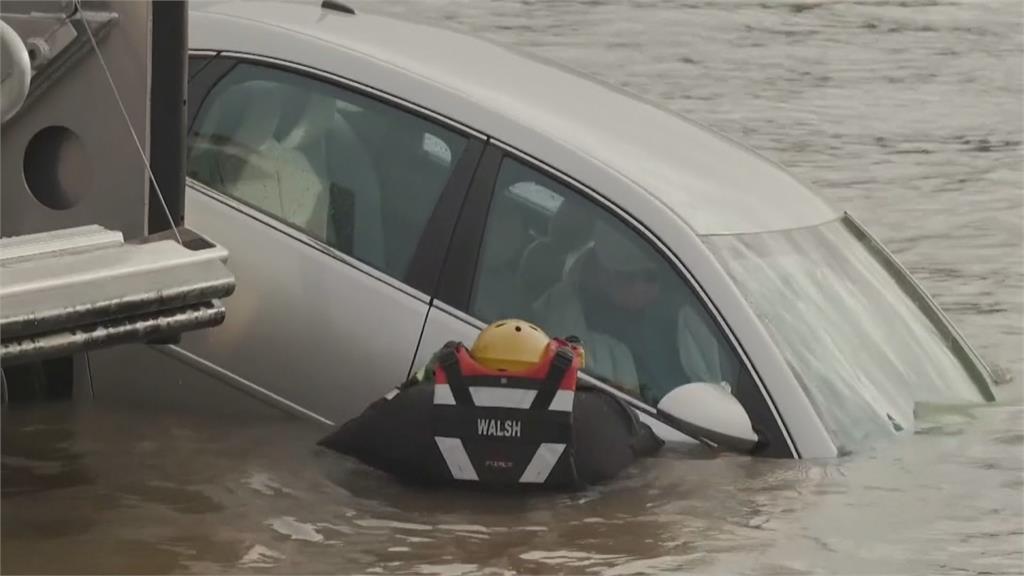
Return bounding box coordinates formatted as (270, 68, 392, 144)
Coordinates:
(187, 63, 467, 281)
(471, 158, 745, 406)
(705, 217, 987, 453)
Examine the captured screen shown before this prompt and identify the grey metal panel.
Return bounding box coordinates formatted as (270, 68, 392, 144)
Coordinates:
(188, 3, 840, 236)
(180, 185, 430, 424)
(1, 0, 151, 239)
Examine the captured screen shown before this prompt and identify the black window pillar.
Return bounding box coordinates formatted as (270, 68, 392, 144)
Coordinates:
(148, 0, 188, 234)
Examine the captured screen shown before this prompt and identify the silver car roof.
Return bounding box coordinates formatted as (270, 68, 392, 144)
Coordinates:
(190, 0, 839, 235)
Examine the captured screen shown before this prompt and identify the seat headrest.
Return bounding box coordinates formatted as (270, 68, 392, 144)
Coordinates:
(281, 91, 337, 149)
(482, 192, 528, 267)
(208, 80, 284, 150)
(548, 196, 595, 248)
(592, 220, 656, 273)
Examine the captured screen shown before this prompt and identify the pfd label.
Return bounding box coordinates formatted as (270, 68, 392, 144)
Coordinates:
(477, 418, 521, 438)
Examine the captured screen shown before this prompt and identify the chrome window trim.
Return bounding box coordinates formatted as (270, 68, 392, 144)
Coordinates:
(489, 139, 798, 457)
(185, 178, 432, 305)
(188, 49, 219, 57)
(212, 51, 488, 140)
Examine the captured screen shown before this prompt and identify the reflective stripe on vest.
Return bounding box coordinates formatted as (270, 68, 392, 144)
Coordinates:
(434, 384, 575, 411)
(519, 442, 567, 483)
(434, 436, 479, 481)
(432, 438, 568, 484)
(432, 342, 579, 485)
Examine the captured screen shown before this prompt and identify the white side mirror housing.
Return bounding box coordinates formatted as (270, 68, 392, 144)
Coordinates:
(656, 382, 759, 453)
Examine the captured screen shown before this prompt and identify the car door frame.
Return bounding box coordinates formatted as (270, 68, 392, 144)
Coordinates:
(432, 140, 799, 458)
(177, 50, 487, 421)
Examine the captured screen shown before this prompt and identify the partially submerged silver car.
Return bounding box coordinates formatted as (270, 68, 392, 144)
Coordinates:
(163, 0, 993, 458)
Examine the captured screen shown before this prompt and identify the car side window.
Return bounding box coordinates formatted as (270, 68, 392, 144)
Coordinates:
(470, 157, 744, 405)
(187, 62, 468, 281)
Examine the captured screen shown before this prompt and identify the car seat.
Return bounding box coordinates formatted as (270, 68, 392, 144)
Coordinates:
(517, 196, 596, 306)
(529, 246, 642, 396)
(472, 190, 532, 321)
(280, 91, 385, 268)
(189, 80, 323, 234)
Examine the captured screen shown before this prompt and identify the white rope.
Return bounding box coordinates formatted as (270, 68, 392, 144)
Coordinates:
(74, 0, 183, 245)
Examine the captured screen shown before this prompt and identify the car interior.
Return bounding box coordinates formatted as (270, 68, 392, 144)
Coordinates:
(187, 67, 465, 280)
(472, 181, 596, 323)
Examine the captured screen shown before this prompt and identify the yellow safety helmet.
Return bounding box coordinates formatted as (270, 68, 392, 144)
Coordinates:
(470, 319, 551, 372)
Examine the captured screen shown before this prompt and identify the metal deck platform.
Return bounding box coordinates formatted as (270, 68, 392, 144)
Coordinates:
(1, 225, 235, 365)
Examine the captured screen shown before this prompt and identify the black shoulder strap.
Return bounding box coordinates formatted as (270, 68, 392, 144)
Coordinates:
(530, 345, 574, 410)
(438, 345, 474, 406)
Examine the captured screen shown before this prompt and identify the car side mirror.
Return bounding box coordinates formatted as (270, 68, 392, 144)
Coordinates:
(656, 382, 759, 453)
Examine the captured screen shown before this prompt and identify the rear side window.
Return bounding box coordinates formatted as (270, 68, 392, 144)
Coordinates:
(187, 62, 468, 281)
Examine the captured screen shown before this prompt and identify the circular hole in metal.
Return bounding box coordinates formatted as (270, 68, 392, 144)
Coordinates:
(23, 125, 91, 210)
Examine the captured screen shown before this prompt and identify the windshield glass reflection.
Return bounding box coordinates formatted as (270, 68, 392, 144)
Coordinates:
(705, 217, 986, 452)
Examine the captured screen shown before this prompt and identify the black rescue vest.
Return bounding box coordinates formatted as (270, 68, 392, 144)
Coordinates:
(431, 340, 583, 488)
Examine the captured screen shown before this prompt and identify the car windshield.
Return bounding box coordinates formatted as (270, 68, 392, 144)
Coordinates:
(704, 217, 989, 452)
